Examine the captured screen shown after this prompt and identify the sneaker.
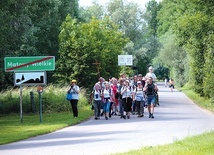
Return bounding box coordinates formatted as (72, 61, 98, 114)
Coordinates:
(127, 115, 130, 119)
(94, 117, 98, 120)
(105, 117, 108, 120)
(149, 113, 151, 118)
(140, 114, 144, 117)
(151, 114, 154, 119)
(122, 115, 126, 119)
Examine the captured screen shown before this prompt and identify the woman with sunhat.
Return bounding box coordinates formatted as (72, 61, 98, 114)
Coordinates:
(67, 79, 80, 118)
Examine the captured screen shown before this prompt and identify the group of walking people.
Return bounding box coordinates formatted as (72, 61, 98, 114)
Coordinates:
(91, 66, 159, 120)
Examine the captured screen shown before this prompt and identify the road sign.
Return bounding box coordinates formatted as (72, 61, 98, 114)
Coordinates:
(14, 71, 46, 86)
(118, 55, 133, 66)
(4, 56, 55, 72)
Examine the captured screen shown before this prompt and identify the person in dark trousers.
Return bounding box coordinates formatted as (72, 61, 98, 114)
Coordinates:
(134, 81, 145, 117)
(121, 80, 134, 119)
(68, 79, 80, 118)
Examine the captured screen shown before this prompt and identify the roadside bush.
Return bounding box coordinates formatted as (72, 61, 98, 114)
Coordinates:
(0, 85, 88, 115)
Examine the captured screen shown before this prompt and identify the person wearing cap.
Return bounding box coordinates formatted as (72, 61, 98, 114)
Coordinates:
(143, 77, 158, 118)
(145, 66, 157, 82)
(134, 81, 145, 117)
(67, 79, 80, 118)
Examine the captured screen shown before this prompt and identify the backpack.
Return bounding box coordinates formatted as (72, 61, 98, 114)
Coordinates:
(115, 85, 122, 99)
(145, 83, 155, 96)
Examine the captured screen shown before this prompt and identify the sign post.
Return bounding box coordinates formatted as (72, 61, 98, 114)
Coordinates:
(118, 55, 133, 66)
(37, 86, 43, 123)
(4, 56, 55, 123)
(14, 71, 46, 86)
(20, 85, 23, 123)
(118, 55, 133, 76)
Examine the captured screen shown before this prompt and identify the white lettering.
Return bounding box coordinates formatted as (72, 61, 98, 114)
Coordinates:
(7, 62, 24, 67)
(32, 61, 52, 66)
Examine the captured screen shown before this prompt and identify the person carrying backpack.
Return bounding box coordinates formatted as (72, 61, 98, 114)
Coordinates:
(143, 77, 158, 118)
(121, 80, 134, 119)
(134, 81, 145, 117)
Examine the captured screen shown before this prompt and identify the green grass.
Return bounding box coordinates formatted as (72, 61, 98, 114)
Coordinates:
(115, 131, 214, 155)
(0, 106, 93, 145)
(179, 85, 214, 113)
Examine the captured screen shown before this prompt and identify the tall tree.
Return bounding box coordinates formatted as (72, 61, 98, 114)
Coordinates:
(144, 0, 161, 69)
(55, 15, 128, 88)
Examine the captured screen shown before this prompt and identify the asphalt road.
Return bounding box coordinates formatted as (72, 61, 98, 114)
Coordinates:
(1, 82, 214, 155)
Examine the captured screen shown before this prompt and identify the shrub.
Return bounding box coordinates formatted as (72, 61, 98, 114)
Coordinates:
(0, 84, 88, 115)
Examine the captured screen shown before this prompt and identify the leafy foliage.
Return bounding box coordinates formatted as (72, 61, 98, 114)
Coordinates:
(157, 0, 214, 97)
(0, 0, 79, 90)
(55, 15, 128, 89)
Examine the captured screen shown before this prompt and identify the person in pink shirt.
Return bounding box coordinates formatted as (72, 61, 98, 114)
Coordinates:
(110, 77, 119, 116)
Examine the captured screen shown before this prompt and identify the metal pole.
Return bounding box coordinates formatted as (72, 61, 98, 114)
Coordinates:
(30, 91, 35, 113)
(20, 85, 23, 123)
(39, 92, 42, 123)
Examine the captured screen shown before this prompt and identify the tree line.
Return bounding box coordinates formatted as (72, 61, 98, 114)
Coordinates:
(155, 0, 214, 102)
(0, 0, 213, 103)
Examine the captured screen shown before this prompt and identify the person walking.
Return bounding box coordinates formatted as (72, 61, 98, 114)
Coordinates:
(110, 77, 119, 116)
(134, 81, 145, 117)
(92, 83, 103, 120)
(67, 79, 80, 118)
(144, 77, 158, 118)
(103, 82, 111, 120)
(117, 78, 124, 118)
(121, 80, 134, 119)
(145, 66, 157, 82)
(169, 78, 175, 92)
(164, 77, 168, 87)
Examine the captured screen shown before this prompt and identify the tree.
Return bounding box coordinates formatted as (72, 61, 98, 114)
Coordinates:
(55, 15, 128, 89)
(0, 0, 79, 90)
(157, 0, 214, 96)
(80, 0, 151, 75)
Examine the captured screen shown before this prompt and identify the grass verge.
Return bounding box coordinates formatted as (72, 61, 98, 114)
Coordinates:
(115, 131, 214, 155)
(0, 106, 93, 145)
(178, 85, 214, 113)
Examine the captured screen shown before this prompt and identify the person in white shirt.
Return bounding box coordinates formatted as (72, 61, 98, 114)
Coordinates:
(103, 82, 111, 120)
(134, 81, 145, 117)
(67, 79, 80, 118)
(145, 66, 157, 82)
(121, 80, 134, 119)
(93, 83, 102, 120)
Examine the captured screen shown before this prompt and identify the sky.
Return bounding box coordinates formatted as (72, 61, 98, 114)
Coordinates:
(79, 0, 161, 9)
